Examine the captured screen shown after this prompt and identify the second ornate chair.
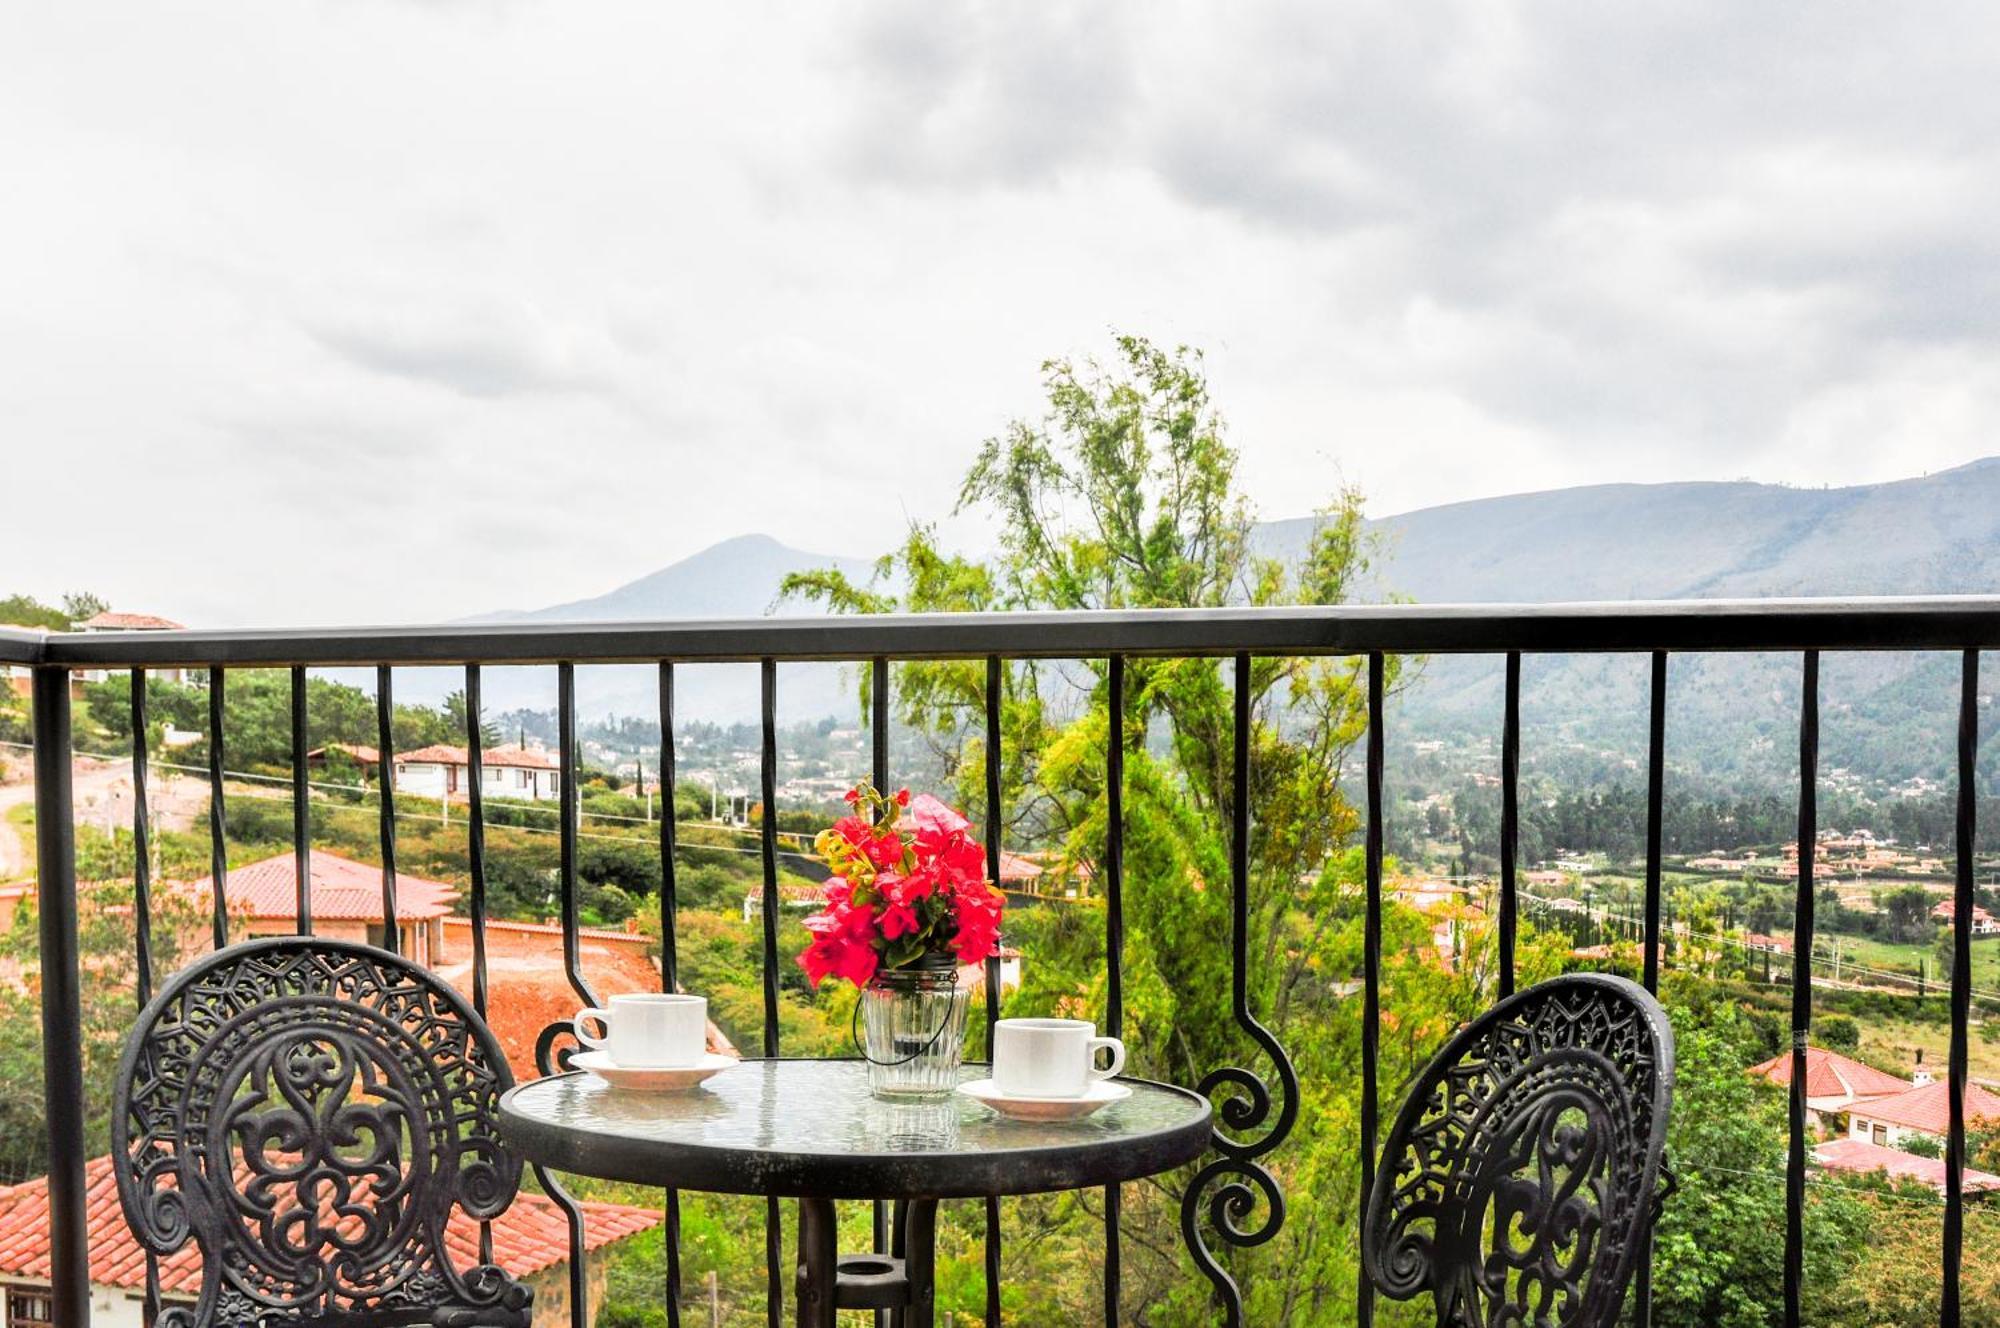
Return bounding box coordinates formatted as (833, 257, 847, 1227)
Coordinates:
(1361, 973, 1676, 1328)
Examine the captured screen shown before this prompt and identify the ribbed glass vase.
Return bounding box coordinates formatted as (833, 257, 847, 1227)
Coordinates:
(860, 963, 970, 1101)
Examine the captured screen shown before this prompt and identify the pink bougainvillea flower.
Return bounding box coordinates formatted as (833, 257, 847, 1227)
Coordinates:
(906, 793, 970, 843)
(796, 784, 1004, 990)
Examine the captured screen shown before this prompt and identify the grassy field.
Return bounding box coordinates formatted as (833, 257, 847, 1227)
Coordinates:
(1853, 1008, 2000, 1084)
(1806, 932, 2000, 990)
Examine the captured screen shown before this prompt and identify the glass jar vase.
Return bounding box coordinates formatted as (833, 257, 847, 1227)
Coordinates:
(858, 962, 970, 1101)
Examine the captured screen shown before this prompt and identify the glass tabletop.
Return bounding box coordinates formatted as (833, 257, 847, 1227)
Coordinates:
(498, 1058, 1213, 1200)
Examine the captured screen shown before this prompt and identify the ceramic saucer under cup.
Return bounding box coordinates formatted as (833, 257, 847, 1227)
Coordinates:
(957, 1078, 1131, 1121)
(574, 1050, 737, 1092)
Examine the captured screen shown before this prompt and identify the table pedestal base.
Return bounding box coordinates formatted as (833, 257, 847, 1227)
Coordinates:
(796, 1197, 937, 1327)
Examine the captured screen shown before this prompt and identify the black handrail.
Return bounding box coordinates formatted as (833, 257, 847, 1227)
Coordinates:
(19, 595, 2000, 667)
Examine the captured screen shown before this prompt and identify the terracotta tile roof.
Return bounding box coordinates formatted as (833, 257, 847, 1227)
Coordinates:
(431, 921, 736, 1077)
(398, 743, 471, 765)
(187, 850, 458, 923)
(306, 743, 380, 765)
(1747, 1046, 1912, 1101)
(77, 612, 184, 631)
(996, 851, 1041, 883)
(393, 744, 560, 772)
(0, 1156, 658, 1292)
(1815, 1137, 2000, 1195)
(1849, 1079, 2000, 1135)
(485, 745, 559, 772)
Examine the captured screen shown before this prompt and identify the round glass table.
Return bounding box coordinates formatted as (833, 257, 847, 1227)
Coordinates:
(498, 1058, 1212, 1327)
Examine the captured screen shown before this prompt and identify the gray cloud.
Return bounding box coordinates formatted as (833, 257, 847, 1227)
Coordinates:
(824, 1, 2000, 467)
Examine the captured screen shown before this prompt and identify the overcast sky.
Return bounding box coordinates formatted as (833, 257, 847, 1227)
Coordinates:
(5, 2, 1998, 627)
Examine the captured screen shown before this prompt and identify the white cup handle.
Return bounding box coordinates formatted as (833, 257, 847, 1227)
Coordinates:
(574, 1008, 612, 1051)
(1088, 1036, 1126, 1081)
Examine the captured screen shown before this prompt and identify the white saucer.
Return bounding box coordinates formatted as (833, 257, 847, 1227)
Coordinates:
(957, 1078, 1132, 1121)
(573, 1051, 737, 1092)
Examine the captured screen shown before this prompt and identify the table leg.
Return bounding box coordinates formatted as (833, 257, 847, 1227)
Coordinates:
(796, 1197, 838, 1328)
(890, 1200, 937, 1328)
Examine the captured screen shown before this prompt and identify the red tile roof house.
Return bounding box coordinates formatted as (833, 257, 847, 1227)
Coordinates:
(0, 1155, 660, 1328)
(1815, 1137, 2000, 1198)
(70, 612, 201, 691)
(1847, 1079, 2000, 1150)
(394, 743, 563, 803)
(1748, 1045, 1914, 1133)
(1931, 897, 2000, 936)
(187, 850, 459, 968)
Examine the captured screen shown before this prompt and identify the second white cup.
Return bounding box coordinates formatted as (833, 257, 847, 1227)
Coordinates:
(574, 993, 707, 1068)
(992, 1017, 1125, 1099)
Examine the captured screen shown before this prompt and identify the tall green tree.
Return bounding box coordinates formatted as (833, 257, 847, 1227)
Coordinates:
(785, 335, 1401, 1319)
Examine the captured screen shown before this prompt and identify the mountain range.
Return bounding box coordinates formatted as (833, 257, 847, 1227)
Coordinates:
(449, 459, 2000, 788)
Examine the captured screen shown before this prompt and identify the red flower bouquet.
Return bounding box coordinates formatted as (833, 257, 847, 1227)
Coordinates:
(797, 784, 1006, 990)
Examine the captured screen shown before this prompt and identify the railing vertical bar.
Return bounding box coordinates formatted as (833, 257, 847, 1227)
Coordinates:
(760, 659, 781, 1051)
(659, 663, 681, 993)
(130, 666, 159, 1328)
(1498, 651, 1520, 998)
(32, 667, 89, 1328)
(759, 658, 782, 1328)
(557, 663, 596, 1006)
(207, 667, 228, 949)
(131, 669, 154, 1002)
(466, 666, 490, 1017)
(375, 664, 399, 953)
(1783, 650, 1819, 1328)
(1643, 651, 1667, 988)
(1636, 649, 1667, 1328)
(1103, 653, 1126, 1328)
(464, 664, 494, 1268)
(870, 656, 891, 1328)
(1359, 651, 1384, 1328)
(658, 662, 683, 1328)
(291, 665, 312, 934)
(983, 654, 1005, 1326)
(1944, 648, 1977, 1328)
(556, 661, 595, 1328)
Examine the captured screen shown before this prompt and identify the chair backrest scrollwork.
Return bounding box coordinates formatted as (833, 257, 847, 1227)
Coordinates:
(113, 937, 529, 1328)
(1362, 973, 1675, 1328)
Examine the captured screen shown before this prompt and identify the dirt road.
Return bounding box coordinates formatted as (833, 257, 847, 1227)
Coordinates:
(0, 753, 203, 881)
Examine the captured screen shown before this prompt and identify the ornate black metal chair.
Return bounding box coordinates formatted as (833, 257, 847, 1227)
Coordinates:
(112, 936, 529, 1328)
(1361, 973, 1675, 1328)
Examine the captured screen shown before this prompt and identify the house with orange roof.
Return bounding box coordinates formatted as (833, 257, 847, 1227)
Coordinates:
(1932, 897, 2000, 936)
(395, 743, 563, 802)
(187, 850, 459, 965)
(1847, 1079, 2000, 1150)
(305, 742, 381, 779)
(0, 1155, 659, 1328)
(1748, 1045, 1913, 1131)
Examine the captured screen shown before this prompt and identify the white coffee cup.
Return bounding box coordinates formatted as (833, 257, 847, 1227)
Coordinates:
(992, 1017, 1126, 1099)
(574, 994, 707, 1068)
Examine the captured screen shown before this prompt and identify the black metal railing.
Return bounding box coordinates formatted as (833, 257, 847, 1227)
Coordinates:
(3, 595, 1995, 1326)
